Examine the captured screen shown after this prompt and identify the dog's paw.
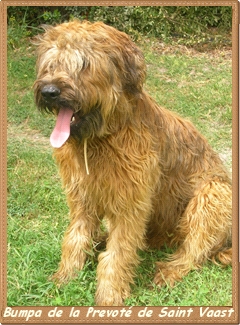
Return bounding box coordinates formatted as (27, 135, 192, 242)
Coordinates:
(51, 268, 76, 286)
(95, 285, 129, 306)
(154, 262, 184, 288)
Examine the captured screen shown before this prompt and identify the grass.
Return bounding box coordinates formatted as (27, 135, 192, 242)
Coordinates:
(7, 31, 232, 306)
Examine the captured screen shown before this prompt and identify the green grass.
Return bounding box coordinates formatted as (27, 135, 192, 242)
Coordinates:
(7, 34, 232, 306)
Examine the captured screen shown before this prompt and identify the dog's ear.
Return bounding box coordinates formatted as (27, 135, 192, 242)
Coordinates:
(95, 22, 146, 95)
(120, 44, 146, 94)
(109, 37, 146, 95)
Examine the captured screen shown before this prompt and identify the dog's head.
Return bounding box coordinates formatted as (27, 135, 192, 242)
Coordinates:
(33, 20, 146, 147)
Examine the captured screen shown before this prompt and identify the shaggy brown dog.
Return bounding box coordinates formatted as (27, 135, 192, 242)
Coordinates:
(34, 20, 232, 306)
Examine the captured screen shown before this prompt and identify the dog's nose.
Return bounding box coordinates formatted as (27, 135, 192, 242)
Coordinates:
(41, 84, 60, 100)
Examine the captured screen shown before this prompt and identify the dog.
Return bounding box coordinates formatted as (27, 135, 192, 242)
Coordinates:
(33, 20, 232, 306)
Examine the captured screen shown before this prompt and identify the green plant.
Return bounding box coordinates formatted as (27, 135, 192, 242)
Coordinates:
(7, 6, 232, 48)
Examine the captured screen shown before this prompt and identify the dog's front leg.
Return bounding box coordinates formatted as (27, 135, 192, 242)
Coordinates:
(52, 205, 99, 284)
(95, 214, 147, 306)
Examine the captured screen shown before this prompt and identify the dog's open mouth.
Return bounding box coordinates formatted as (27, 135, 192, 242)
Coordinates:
(70, 112, 81, 126)
(50, 107, 81, 148)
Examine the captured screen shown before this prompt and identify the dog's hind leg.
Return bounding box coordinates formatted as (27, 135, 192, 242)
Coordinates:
(154, 179, 232, 287)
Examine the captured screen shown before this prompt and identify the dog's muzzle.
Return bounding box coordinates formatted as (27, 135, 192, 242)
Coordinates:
(41, 84, 61, 102)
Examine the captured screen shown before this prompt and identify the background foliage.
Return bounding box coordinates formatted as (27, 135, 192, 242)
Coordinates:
(7, 6, 232, 48)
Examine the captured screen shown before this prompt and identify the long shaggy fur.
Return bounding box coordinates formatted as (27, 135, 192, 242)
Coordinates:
(34, 20, 232, 306)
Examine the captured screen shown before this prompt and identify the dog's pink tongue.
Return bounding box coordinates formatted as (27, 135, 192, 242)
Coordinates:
(50, 107, 74, 148)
